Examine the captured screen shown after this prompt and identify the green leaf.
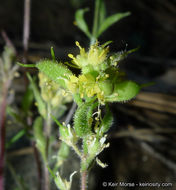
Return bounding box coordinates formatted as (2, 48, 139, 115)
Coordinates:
(73, 93, 82, 107)
(21, 83, 34, 113)
(36, 60, 72, 88)
(54, 172, 67, 190)
(48, 168, 76, 190)
(105, 80, 140, 102)
(51, 47, 56, 61)
(33, 116, 47, 162)
(17, 62, 36, 67)
(75, 8, 91, 38)
(58, 142, 70, 159)
(97, 12, 130, 37)
(54, 142, 70, 170)
(99, 0, 106, 25)
(6, 129, 26, 149)
(99, 106, 113, 135)
(110, 47, 139, 65)
(6, 106, 24, 125)
(27, 73, 47, 118)
(52, 115, 69, 140)
(140, 82, 155, 88)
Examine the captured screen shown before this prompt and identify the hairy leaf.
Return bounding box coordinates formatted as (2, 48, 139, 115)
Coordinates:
(105, 80, 140, 102)
(36, 60, 72, 88)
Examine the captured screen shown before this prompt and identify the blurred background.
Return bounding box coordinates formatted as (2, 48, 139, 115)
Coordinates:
(0, 0, 176, 189)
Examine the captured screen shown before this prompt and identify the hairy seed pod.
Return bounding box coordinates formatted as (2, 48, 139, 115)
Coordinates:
(99, 107, 113, 135)
(98, 80, 113, 96)
(105, 80, 140, 102)
(36, 60, 73, 88)
(74, 101, 98, 137)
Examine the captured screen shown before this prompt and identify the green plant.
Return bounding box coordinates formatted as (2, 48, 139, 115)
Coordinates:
(27, 67, 72, 190)
(0, 45, 18, 189)
(17, 0, 143, 189)
(75, 0, 130, 44)
(18, 40, 141, 190)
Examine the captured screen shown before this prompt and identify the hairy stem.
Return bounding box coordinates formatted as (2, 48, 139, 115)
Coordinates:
(43, 103, 51, 190)
(81, 170, 87, 190)
(32, 142, 42, 190)
(0, 84, 8, 190)
(44, 164, 50, 190)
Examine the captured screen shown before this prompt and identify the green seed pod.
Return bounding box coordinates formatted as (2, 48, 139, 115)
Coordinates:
(105, 80, 140, 102)
(36, 60, 73, 88)
(74, 103, 92, 137)
(99, 107, 113, 136)
(82, 135, 99, 156)
(74, 101, 98, 137)
(98, 80, 113, 96)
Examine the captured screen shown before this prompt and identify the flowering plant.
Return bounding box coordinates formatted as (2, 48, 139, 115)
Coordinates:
(18, 40, 141, 190)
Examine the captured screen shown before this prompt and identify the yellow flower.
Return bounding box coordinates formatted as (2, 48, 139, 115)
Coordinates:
(68, 41, 109, 71)
(66, 75, 79, 94)
(67, 72, 108, 104)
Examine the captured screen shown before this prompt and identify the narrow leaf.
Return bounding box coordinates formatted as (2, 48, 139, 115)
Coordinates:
(17, 62, 35, 67)
(6, 129, 26, 148)
(52, 115, 69, 140)
(51, 47, 56, 61)
(54, 142, 70, 170)
(140, 82, 155, 88)
(6, 106, 24, 124)
(33, 117, 46, 162)
(21, 83, 34, 113)
(99, 0, 106, 25)
(97, 12, 130, 37)
(75, 8, 91, 38)
(51, 115, 65, 129)
(27, 73, 46, 118)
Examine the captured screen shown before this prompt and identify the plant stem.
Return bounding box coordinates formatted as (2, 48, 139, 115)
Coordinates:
(32, 141, 42, 190)
(0, 84, 8, 190)
(43, 103, 51, 190)
(44, 164, 50, 190)
(23, 0, 31, 63)
(80, 170, 87, 190)
(91, 0, 101, 44)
